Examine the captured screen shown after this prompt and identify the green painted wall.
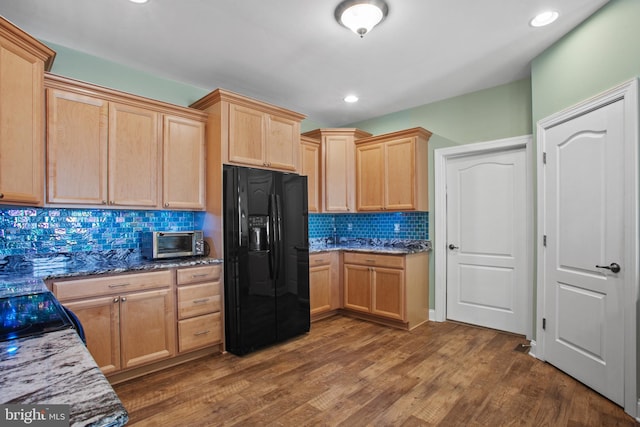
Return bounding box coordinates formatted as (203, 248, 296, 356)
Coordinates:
(46, 41, 210, 107)
(531, 0, 640, 126)
(346, 78, 532, 143)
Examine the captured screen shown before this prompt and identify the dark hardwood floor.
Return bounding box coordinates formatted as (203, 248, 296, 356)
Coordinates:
(114, 316, 639, 426)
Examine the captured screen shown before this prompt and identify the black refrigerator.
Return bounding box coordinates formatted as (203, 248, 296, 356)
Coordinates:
(223, 165, 310, 356)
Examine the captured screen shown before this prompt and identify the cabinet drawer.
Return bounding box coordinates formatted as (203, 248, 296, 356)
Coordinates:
(343, 252, 404, 269)
(176, 265, 221, 285)
(52, 270, 173, 301)
(309, 253, 332, 266)
(178, 312, 221, 353)
(177, 282, 221, 319)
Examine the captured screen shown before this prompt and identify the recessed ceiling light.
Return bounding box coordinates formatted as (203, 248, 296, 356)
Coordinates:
(530, 10, 559, 27)
(344, 95, 359, 103)
(129, 0, 149, 4)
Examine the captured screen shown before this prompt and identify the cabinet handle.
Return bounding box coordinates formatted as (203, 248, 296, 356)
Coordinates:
(314, 259, 325, 263)
(191, 273, 209, 278)
(121, 297, 127, 302)
(109, 283, 130, 288)
(194, 330, 210, 336)
(113, 297, 119, 303)
(365, 259, 376, 263)
(193, 298, 210, 304)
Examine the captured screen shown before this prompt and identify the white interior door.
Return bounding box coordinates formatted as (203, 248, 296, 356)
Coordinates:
(541, 99, 625, 406)
(446, 148, 528, 335)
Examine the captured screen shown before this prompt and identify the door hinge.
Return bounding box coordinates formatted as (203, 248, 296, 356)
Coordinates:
(543, 235, 547, 247)
(543, 152, 547, 164)
(542, 318, 546, 330)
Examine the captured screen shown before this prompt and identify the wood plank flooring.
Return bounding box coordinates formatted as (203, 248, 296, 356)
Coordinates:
(113, 316, 639, 426)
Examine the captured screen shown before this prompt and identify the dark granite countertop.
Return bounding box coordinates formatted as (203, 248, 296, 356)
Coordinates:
(309, 238, 431, 255)
(0, 328, 128, 427)
(0, 249, 223, 282)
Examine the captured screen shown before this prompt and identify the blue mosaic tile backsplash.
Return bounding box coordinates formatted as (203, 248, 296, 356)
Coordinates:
(0, 208, 197, 255)
(309, 212, 428, 241)
(1, 208, 428, 256)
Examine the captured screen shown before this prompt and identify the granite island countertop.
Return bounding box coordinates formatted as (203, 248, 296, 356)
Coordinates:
(0, 328, 128, 427)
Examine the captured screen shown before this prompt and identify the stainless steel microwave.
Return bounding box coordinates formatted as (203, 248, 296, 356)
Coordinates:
(141, 231, 205, 259)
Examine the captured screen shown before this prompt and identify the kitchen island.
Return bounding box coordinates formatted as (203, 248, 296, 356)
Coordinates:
(0, 328, 128, 427)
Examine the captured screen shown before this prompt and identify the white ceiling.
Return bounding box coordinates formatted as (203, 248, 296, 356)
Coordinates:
(1, 0, 609, 126)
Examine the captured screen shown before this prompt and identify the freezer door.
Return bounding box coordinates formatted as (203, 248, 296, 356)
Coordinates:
(223, 165, 277, 355)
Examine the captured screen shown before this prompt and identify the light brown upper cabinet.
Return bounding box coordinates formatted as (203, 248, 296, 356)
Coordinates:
(192, 89, 305, 173)
(299, 135, 321, 213)
(0, 18, 55, 206)
(108, 102, 160, 207)
(45, 74, 207, 209)
(302, 128, 372, 213)
(162, 115, 205, 210)
(355, 128, 431, 212)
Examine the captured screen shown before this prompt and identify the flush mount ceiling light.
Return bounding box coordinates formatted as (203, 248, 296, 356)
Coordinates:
(129, 0, 149, 4)
(344, 94, 359, 103)
(335, 0, 389, 38)
(530, 10, 559, 27)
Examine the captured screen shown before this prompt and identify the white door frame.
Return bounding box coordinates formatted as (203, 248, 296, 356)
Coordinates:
(536, 78, 638, 419)
(434, 135, 534, 339)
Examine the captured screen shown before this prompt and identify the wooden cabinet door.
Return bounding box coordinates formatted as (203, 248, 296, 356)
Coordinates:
(343, 264, 371, 313)
(63, 296, 121, 374)
(385, 138, 416, 210)
(371, 267, 405, 321)
(266, 114, 298, 171)
(300, 138, 321, 212)
(119, 288, 176, 369)
(324, 135, 354, 212)
(228, 104, 265, 167)
(108, 103, 160, 207)
(46, 89, 108, 205)
(310, 263, 332, 315)
(0, 36, 44, 205)
(356, 142, 385, 211)
(162, 115, 205, 210)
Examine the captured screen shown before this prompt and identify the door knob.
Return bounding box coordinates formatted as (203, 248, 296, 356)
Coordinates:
(448, 244, 459, 250)
(596, 262, 621, 273)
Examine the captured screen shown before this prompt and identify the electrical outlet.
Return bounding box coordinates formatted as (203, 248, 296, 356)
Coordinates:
(394, 223, 400, 232)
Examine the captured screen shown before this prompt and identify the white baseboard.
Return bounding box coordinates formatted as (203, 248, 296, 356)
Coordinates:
(636, 399, 640, 422)
(528, 340, 538, 359)
(429, 309, 437, 321)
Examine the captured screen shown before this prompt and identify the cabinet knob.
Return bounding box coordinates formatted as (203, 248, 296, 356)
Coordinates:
(0, 193, 4, 199)
(113, 297, 119, 303)
(164, 203, 169, 208)
(121, 297, 127, 302)
(102, 200, 107, 205)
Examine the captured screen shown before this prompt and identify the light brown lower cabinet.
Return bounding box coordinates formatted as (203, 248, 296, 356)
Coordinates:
(342, 251, 429, 330)
(309, 252, 340, 320)
(52, 270, 176, 375)
(176, 265, 223, 353)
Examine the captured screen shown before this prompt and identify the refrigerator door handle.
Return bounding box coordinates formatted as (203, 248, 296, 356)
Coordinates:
(274, 194, 283, 280)
(268, 194, 276, 280)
